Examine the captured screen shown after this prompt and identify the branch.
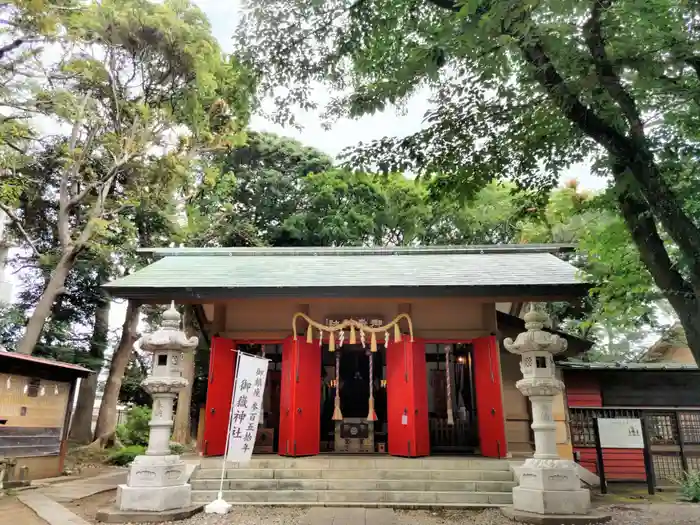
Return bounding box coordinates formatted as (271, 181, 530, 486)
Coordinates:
(426, 0, 461, 11)
(613, 163, 695, 304)
(0, 201, 41, 257)
(0, 38, 25, 60)
(583, 0, 644, 138)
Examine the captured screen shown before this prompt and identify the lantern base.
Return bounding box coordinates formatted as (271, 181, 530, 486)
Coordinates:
(117, 483, 192, 512)
(512, 486, 591, 516)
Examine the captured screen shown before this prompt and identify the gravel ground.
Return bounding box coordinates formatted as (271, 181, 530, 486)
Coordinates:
(59, 489, 700, 525)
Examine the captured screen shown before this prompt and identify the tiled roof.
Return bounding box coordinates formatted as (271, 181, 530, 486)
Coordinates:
(559, 361, 698, 371)
(104, 245, 585, 300)
(0, 351, 92, 376)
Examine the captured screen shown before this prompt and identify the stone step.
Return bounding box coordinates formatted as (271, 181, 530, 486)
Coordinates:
(191, 489, 513, 505)
(197, 457, 511, 471)
(191, 478, 517, 492)
(194, 468, 514, 482)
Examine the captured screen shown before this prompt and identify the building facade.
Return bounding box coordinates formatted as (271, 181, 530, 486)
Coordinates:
(105, 245, 589, 460)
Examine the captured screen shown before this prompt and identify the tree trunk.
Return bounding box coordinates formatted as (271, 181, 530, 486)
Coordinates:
(17, 250, 75, 355)
(69, 294, 110, 443)
(173, 306, 197, 444)
(93, 300, 141, 442)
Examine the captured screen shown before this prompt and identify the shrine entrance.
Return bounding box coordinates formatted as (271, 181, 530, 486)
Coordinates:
(321, 344, 388, 453)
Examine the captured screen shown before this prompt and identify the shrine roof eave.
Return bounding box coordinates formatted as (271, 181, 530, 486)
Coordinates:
(104, 282, 591, 303)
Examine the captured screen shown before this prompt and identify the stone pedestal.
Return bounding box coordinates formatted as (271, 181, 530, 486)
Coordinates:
(503, 307, 608, 523)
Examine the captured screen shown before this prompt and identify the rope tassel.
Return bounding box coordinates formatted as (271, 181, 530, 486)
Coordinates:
(350, 325, 357, 345)
(329, 331, 335, 353)
(370, 332, 377, 353)
(394, 323, 402, 342)
(306, 324, 313, 344)
(446, 345, 454, 426)
(367, 352, 377, 422)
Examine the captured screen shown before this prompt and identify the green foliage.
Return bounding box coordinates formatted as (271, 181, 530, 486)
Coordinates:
(677, 470, 700, 502)
(115, 406, 152, 447)
(238, 0, 700, 358)
(169, 442, 186, 455)
(106, 445, 145, 466)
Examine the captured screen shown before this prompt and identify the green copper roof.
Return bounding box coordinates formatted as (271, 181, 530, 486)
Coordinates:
(104, 245, 588, 301)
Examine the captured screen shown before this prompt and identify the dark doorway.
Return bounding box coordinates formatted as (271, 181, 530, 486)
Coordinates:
(320, 344, 387, 453)
(427, 343, 479, 454)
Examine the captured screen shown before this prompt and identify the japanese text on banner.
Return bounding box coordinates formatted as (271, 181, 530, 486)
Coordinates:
(226, 353, 269, 463)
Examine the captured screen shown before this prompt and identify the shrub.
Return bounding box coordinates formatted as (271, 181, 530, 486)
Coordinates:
(106, 445, 145, 466)
(116, 406, 151, 447)
(169, 442, 186, 455)
(677, 470, 700, 502)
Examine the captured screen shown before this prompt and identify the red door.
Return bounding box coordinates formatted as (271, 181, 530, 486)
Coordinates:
(278, 336, 321, 456)
(203, 337, 236, 456)
(473, 335, 508, 458)
(386, 338, 430, 457)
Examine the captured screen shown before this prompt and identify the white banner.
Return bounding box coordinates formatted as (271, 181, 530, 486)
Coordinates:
(226, 353, 270, 463)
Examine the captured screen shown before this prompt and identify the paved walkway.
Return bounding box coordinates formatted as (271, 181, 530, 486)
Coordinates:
(38, 470, 126, 503)
(302, 508, 396, 525)
(15, 469, 126, 525)
(18, 492, 91, 525)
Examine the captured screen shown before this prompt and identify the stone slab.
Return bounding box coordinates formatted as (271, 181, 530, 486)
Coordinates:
(512, 487, 590, 515)
(502, 506, 611, 525)
(301, 507, 396, 525)
(18, 491, 92, 525)
(117, 483, 191, 511)
(96, 504, 203, 523)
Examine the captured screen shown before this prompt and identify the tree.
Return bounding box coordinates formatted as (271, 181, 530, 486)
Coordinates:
(238, 0, 700, 360)
(2, 0, 250, 355)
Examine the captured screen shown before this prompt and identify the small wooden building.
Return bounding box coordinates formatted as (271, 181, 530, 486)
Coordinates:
(0, 351, 91, 481)
(561, 361, 700, 486)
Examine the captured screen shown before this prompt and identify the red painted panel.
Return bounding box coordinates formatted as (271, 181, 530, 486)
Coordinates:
(564, 372, 603, 407)
(410, 339, 430, 457)
(387, 339, 411, 456)
(574, 447, 647, 481)
(278, 336, 321, 456)
(203, 337, 236, 456)
(278, 336, 295, 456)
(473, 336, 507, 458)
(292, 338, 321, 456)
(386, 339, 430, 457)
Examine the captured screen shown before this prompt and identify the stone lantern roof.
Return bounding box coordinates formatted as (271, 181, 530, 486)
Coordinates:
(503, 307, 568, 356)
(140, 302, 198, 353)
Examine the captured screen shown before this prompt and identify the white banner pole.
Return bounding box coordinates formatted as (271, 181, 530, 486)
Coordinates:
(205, 348, 242, 515)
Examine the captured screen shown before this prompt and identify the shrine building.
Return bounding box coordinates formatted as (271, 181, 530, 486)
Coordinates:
(104, 245, 589, 460)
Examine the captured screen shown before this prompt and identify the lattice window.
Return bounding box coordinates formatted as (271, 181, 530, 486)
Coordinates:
(652, 454, 684, 483)
(686, 455, 700, 473)
(646, 413, 678, 445)
(679, 412, 700, 445)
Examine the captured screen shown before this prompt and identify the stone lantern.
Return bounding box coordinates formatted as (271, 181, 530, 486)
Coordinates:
(116, 303, 199, 514)
(504, 305, 594, 519)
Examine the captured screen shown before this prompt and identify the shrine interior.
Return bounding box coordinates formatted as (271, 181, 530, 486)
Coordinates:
(236, 341, 479, 455)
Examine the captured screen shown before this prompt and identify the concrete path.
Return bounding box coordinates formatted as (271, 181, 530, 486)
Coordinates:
(39, 470, 126, 503)
(18, 492, 91, 525)
(302, 508, 396, 525)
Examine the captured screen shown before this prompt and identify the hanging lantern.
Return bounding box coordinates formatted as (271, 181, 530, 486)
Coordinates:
(367, 352, 377, 422)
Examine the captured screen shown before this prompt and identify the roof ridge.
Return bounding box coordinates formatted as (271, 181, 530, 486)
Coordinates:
(137, 244, 575, 257)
